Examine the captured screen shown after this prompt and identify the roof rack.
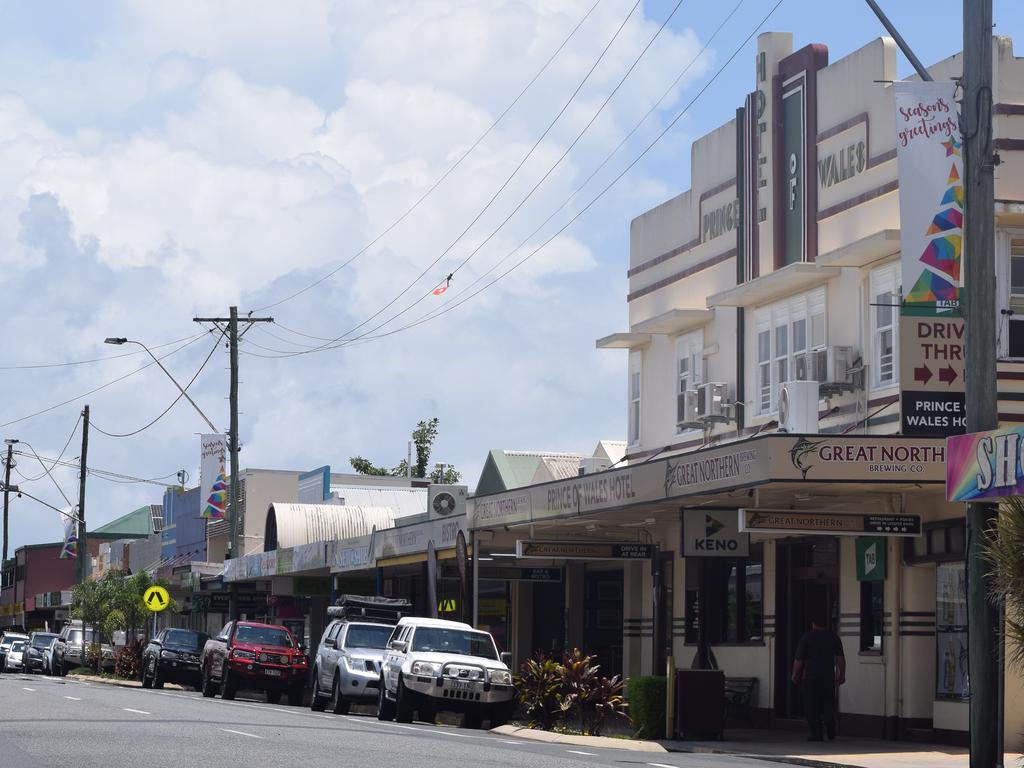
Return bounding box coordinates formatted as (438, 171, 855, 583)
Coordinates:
(326, 594, 412, 624)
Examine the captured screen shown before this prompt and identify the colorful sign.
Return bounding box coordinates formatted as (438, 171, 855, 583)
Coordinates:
(946, 426, 1024, 502)
(894, 81, 964, 315)
(739, 509, 921, 537)
(855, 537, 887, 582)
(59, 511, 78, 560)
(199, 434, 228, 519)
(682, 508, 750, 557)
(143, 585, 170, 612)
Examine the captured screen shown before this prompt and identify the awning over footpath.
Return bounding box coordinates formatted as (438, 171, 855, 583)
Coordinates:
(468, 433, 948, 530)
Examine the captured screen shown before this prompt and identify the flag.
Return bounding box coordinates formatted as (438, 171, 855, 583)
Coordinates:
(200, 434, 229, 520)
(59, 510, 77, 560)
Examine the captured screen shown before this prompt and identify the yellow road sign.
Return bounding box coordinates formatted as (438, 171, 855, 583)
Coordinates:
(143, 585, 170, 612)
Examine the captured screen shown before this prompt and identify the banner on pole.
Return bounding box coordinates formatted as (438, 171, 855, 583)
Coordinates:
(59, 509, 77, 560)
(200, 434, 228, 519)
(893, 81, 964, 317)
(946, 426, 1024, 502)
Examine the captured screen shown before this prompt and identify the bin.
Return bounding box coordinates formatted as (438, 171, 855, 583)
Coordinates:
(674, 668, 725, 739)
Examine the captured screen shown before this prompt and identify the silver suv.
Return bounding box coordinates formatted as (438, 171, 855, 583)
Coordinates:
(377, 618, 514, 729)
(53, 621, 114, 674)
(310, 621, 394, 714)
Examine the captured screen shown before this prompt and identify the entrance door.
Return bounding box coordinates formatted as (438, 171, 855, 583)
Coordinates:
(583, 569, 623, 678)
(774, 538, 839, 719)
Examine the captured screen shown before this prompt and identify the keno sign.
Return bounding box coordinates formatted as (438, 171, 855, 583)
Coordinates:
(946, 426, 1024, 502)
(682, 508, 749, 558)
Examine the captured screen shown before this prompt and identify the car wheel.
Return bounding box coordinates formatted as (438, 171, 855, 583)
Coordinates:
(141, 657, 153, 689)
(329, 674, 349, 715)
(395, 676, 414, 724)
(266, 690, 282, 705)
(464, 711, 484, 730)
(151, 661, 163, 690)
(201, 666, 216, 698)
(310, 670, 326, 712)
(376, 676, 395, 721)
(220, 669, 236, 700)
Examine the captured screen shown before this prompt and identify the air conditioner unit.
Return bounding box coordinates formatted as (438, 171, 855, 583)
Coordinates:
(578, 457, 612, 476)
(428, 484, 467, 519)
(677, 389, 699, 425)
(778, 380, 820, 434)
(807, 346, 855, 384)
(697, 382, 728, 419)
(795, 351, 814, 382)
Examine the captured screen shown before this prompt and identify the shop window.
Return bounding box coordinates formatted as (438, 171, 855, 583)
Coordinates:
(859, 580, 883, 653)
(870, 263, 900, 387)
(628, 356, 641, 445)
(1003, 233, 1024, 357)
(675, 331, 704, 432)
(753, 288, 826, 414)
(904, 520, 966, 564)
(685, 544, 763, 644)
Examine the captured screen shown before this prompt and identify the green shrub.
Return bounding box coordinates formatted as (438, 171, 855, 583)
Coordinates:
(516, 653, 564, 730)
(627, 676, 667, 739)
(114, 643, 142, 680)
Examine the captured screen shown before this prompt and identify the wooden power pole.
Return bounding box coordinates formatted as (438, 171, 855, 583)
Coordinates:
(77, 405, 89, 585)
(963, 1, 1000, 766)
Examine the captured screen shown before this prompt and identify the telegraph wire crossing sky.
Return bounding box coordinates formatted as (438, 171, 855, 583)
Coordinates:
(1, 1, 1022, 553)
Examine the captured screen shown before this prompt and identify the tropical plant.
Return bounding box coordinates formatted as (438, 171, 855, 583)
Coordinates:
(587, 674, 630, 736)
(985, 496, 1024, 668)
(70, 578, 110, 673)
(350, 417, 462, 483)
(114, 644, 142, 679)
(515, 653, 563, 730)
(560, 648, 601, 733)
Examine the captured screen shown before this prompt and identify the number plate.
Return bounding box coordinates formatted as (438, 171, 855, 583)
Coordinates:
(264, 669, 282, 677)
(450, 680, 474, 692)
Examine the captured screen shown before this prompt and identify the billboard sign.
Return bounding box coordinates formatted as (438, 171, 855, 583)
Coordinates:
(682, 508, 749, 557)
(946, 426, 1024, 502)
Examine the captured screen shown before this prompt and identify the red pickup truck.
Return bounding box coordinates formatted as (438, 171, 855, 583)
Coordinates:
(200, 621, 308, 705)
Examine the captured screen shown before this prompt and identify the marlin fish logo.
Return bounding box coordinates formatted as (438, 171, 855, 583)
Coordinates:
(789, 437, 827, 480)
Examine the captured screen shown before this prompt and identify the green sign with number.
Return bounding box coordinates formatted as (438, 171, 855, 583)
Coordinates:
(856, 537, 886, 582)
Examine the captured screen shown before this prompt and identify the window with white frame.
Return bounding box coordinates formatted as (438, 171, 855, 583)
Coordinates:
(753, 288, 826, 414)
(1006, 233, 1024, 358)
(870, 263, 900, 388)
(675, 331, 704, 431)
(628, 355, 641, 445)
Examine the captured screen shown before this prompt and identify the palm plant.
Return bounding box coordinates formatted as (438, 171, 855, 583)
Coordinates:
(985, 496, 1024, 669)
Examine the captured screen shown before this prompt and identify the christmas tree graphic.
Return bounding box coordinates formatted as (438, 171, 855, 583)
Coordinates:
(202, 464, 228, 519)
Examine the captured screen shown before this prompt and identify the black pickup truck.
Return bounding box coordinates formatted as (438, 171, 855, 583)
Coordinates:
(141, 628, 209, 689)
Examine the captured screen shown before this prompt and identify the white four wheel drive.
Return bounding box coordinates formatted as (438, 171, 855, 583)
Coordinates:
(377, 617, 515, 730)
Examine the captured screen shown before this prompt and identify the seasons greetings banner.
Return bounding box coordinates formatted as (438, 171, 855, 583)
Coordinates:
(894, 82, 964, 316)
(199, 433, 229, 519)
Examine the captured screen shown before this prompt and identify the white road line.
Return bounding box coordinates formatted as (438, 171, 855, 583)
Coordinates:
(221, 729, 263, 739)
(64, 696, 81, 701)
(649, 763, 678, 768)
(122, 708, 151, 715)
(21, 687, 35, 692)
(365, 720, 477, 738)
(566, 750, 598, 756)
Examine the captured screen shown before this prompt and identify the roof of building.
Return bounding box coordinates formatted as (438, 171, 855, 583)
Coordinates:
(325, 485, 426, 519)
(264, 504, 396, 550)
(90, 505, 157, 538)
(531, 455, 584, 485)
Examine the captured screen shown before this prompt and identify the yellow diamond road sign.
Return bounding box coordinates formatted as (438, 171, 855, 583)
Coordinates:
(143, 586, 170, 612)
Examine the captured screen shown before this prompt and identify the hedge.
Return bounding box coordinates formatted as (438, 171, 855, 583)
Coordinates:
(627, 676, 667, 739)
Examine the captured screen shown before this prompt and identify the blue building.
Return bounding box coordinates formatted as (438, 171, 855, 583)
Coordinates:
(161, 486, 206, 563)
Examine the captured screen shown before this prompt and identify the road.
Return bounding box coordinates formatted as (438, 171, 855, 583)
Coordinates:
(0, 671, 788, 768)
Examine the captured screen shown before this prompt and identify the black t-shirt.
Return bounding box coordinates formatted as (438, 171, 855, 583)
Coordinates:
(795, 628, 844, 681)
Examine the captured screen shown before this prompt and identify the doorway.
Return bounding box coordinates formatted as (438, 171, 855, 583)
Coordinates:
(774, 537, 839, 719)
(583, 568, 624, 678)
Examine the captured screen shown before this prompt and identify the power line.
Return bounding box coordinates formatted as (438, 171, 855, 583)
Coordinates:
(0, 333, 204, 371)
(257, 0, 643, 357)
(90, 333, 224, 438)
(12, 450, 180, 488)
(0, 332, 210, 430)
(251, 0, 603, 313)
(10, 414, 82, 482)
(18, 441, 74, 507)
(244, 0, 772, 358)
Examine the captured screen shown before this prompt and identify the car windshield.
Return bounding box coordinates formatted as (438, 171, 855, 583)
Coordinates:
(31, 635, 57, 650)
(163, 630, 207, 651)
(10, 641, 25, 653)
(234, 625, 293, 647)
(1, 636, 27, 649)
(66, 630, 101, 645)
(343, 624, 393, 650)
(410, 628, 497, 660)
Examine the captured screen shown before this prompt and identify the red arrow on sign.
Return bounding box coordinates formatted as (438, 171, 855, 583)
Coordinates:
(939, 365, 958, 385)
(914, 365, 933, 385)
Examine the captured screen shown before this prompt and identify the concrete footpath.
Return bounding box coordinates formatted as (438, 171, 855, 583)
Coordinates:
(493, 725, 1023, 768)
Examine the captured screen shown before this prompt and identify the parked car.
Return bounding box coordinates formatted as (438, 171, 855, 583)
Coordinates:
(377, 617, 514, 729)
(53, 621, 114, 674)
(141, 628, 209, 689)
(201, 621, 307, 705)
(4, 639, 27, 672)
(24, 632, 59, 674)
(0, 631, 29, 673)
(42, 636, 60, 676)
(310, 595, 411, 714)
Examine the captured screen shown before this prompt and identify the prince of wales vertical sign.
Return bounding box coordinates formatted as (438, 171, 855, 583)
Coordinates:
(894, 82, 966, 437)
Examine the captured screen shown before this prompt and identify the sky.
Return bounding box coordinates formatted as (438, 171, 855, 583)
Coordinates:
(2, 0, 1022, 552)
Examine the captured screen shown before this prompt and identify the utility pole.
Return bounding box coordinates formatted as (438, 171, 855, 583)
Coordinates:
(194, 306, 272, 620)
(2, 441, 13, 566)
(963, 2, 1000, 766)
(77, 405, 89, 585)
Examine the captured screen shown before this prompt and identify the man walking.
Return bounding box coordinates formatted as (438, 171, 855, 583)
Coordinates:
(791, 613, 845, 741)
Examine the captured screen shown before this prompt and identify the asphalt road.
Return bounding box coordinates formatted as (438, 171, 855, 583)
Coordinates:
(0, 672, 787, 768)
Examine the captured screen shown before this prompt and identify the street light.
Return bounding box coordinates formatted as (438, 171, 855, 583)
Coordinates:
(104, 337, 219, 432)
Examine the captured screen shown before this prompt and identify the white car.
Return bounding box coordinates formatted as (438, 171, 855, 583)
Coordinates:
(0, 632, 29, 673)
(377, 618, 514, 729)
(5, 639, 27, 672)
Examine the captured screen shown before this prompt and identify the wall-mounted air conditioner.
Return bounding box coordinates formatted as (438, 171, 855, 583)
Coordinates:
(677, 389, 699, 426)
(697, 382, 728, 419)
(778, 380, 820, 434)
